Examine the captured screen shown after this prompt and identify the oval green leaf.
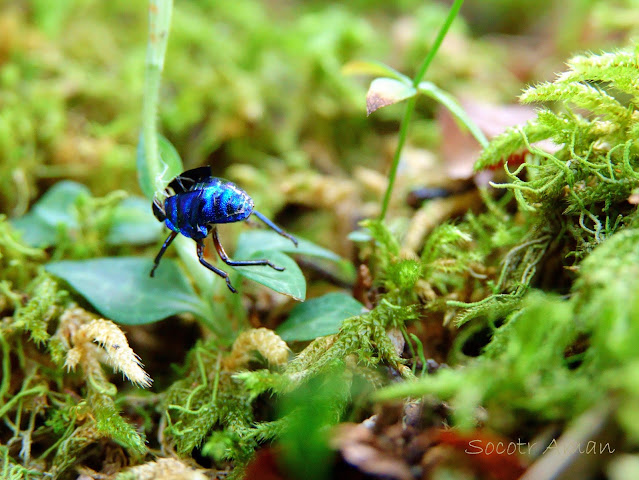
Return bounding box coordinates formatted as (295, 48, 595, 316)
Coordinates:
(32, 181, 90, 227)
(277, 292, 364, 341)
(46, 257, 209, 325)
(11, 213, 57, 248)
(231, 250, 306, 301)
(235, 230, 341, 262)
(158, 134, 184, 180)
(106, 196, 163, 246)
(366, 77, 416, 116)
(136, 133, 184, 200)
(11, 181, 90, 247)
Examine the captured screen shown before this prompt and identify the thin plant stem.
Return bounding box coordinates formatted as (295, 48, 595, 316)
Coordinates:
(379, 98, 416, 220)
(413, 0, 464, 87)
(142, 0, 174, 195)
(140, 1, 232, 337)
(0, 332, 10, 401)
(379, 0, 464, 220)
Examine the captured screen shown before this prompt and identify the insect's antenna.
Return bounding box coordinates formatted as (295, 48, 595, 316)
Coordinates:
(252, 210, 298, 246)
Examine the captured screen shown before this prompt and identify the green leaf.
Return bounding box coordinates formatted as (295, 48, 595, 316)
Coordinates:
(32, 181, 90, 226)
(366, 77, 416, 115)
(235, 230, 354, 290)
(12, 182, 163, 248)
(106, 196, 163, 246)
(46, 257, 209, 325)
(417, 81, 489, 148)
(342, 60, 411, 84)
(11, 213, 57, 248)
(235, 230, 341, 262)
(231, 250, 306, 301)
(277, 292, 364, 341)
(136, 133, 184, 199)
(347, 229, 372, 243)
(11, 181, 90, 247)
(158, 134, 184, 179)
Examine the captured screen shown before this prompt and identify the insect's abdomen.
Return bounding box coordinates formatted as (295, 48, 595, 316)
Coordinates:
(200, 182, 254, 224)
(164, 180, 254, 240)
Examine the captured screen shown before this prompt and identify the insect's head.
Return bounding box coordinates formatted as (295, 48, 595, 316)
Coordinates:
(152, 196, 166, 222)
(152, 180, 179, 223)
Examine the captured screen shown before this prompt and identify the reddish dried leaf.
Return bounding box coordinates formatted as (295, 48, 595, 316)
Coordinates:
(244, 448, 288, 480)
(439, 99, 549, 179)
(436, 428, 528, 480)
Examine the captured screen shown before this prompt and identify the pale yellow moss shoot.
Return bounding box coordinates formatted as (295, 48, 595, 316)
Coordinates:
(60, 307, 152, 388)
(223, 327, 289, 370)
(121, 457, 207, 480)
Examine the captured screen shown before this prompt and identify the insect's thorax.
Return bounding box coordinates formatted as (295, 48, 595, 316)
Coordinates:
(164, 180, 254, 240)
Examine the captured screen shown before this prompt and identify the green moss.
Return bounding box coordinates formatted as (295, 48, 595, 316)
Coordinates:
(380, 227, 639, 435)
(476, 48, 639, 258)
(572, 229, 639, 442)
(371, 47, 639, 446)
(4, 1, 639, 477)
(12, 275, 62, 345)
(0, 217, 46, 289)
(162, 343, 254, 458)
(91, 393, 146, 454)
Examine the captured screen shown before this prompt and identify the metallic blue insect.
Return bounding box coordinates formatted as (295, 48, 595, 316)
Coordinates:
(150, 166, 298, 293)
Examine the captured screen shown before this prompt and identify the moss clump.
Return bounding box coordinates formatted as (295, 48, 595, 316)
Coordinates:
(374, 47, 639, 448)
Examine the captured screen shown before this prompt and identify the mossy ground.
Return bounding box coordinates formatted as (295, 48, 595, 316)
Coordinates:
(2, 1, 639, 479)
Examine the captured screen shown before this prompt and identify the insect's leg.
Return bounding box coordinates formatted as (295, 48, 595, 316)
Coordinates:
(196, 240, 237, 293)
(212, 228, 284, 272)
(252, 210, 298, 246)
(150, 231, 178, 277)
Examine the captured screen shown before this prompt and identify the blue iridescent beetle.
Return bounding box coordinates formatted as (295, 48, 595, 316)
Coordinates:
(150, 166, 298, 293)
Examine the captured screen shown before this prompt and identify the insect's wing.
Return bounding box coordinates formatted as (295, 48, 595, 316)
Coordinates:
(167, 166, 214, 194)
